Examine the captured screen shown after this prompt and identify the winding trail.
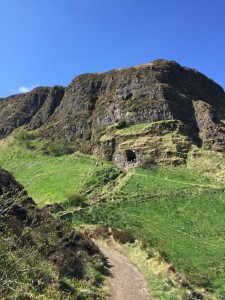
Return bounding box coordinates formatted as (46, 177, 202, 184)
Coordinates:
(96, 241, 152, 300)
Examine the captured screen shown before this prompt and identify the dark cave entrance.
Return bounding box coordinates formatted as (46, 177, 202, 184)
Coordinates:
(126, 150, 136, 162)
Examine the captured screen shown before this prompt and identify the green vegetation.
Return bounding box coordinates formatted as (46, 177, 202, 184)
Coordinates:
(0, 169, 108, 300)
(115, 121, 154, 134)
(0, 132, 113, 206)
(72, 167, 225, 299)
(16, 128, 35, 141)
(64, 193, 88, 208)
(101, 120, 185, 140)
(0, 230, 107, 299)
(126, 243, 189, 300)
(1, 130, 225, 299)
(115, 119, 127, 129)
(82, 167, 122, 195)
(41, 139, 74, 156)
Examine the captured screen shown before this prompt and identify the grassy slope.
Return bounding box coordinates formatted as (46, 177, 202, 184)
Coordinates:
(73, 168, 225, 299)
(0, 134, 225, 299)
(0, 135, 112, 206)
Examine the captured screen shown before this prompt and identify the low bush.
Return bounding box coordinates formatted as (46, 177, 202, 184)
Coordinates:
(116, 120, 127, 129)
(15, 129, 36, 149)
(112, 228, 135, 244)
(16, 129, 35, 141)
(42, 139, 74, 156)
(64, 193, 88, 208)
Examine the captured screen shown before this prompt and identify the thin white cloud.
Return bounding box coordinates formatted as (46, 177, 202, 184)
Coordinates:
(18, 85, 36, 93)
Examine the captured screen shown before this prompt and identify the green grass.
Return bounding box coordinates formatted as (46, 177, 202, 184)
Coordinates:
(101, 120, 181, 141)
(1, 133, 225, 298)
(0, 135, 113, 206)
(114, 120, 179, 135)
(72, 168, 225, 299)
(118, 167, 215, 195)
(126, 243, 190, 300)
(115, 122, 154, 134)
(187, 148, 225, 184)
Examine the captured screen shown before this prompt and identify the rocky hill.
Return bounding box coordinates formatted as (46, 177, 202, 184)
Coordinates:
(1, 59, 225, 167)
(0, 86, 64, 136)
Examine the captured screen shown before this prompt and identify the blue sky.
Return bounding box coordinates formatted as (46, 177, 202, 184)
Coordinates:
(0, 0, 225, 97)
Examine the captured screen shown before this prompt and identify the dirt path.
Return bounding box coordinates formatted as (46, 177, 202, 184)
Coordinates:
(96, 241, 152, 300)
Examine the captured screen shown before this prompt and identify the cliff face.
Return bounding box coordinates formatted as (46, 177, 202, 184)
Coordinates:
(0, 86, 65, 137)
(1, 59, 225, 166)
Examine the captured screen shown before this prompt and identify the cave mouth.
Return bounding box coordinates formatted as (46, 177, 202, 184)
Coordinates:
(126, 150, 136, 162)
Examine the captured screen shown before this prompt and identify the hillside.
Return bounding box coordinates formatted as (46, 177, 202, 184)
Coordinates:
(0, 133, 224, 299)
(0, 168, 108, 299)
(1, 60, 225, 168)
(0, 60, 225, 299)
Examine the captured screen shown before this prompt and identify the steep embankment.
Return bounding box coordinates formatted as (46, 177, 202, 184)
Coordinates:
(0, 168, 108, 299)
(1, 60, 225, 167)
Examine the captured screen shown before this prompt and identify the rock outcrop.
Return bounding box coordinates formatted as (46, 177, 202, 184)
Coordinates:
(1, 59, 225, 166)
(0, 86, 64, 137)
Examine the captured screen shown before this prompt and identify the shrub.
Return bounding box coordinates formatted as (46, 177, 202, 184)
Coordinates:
(64, 193, 88, 208)
(42, 139, 74, 156)
(16, 129, 35, 141)
(116, 120, 127, 129)
(24, 140, 36, 150)
(112, 228, 135, 244)
(15, 129, 36, 150)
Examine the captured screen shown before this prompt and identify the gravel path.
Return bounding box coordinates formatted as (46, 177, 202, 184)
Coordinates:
(96, 242, 152, 300)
